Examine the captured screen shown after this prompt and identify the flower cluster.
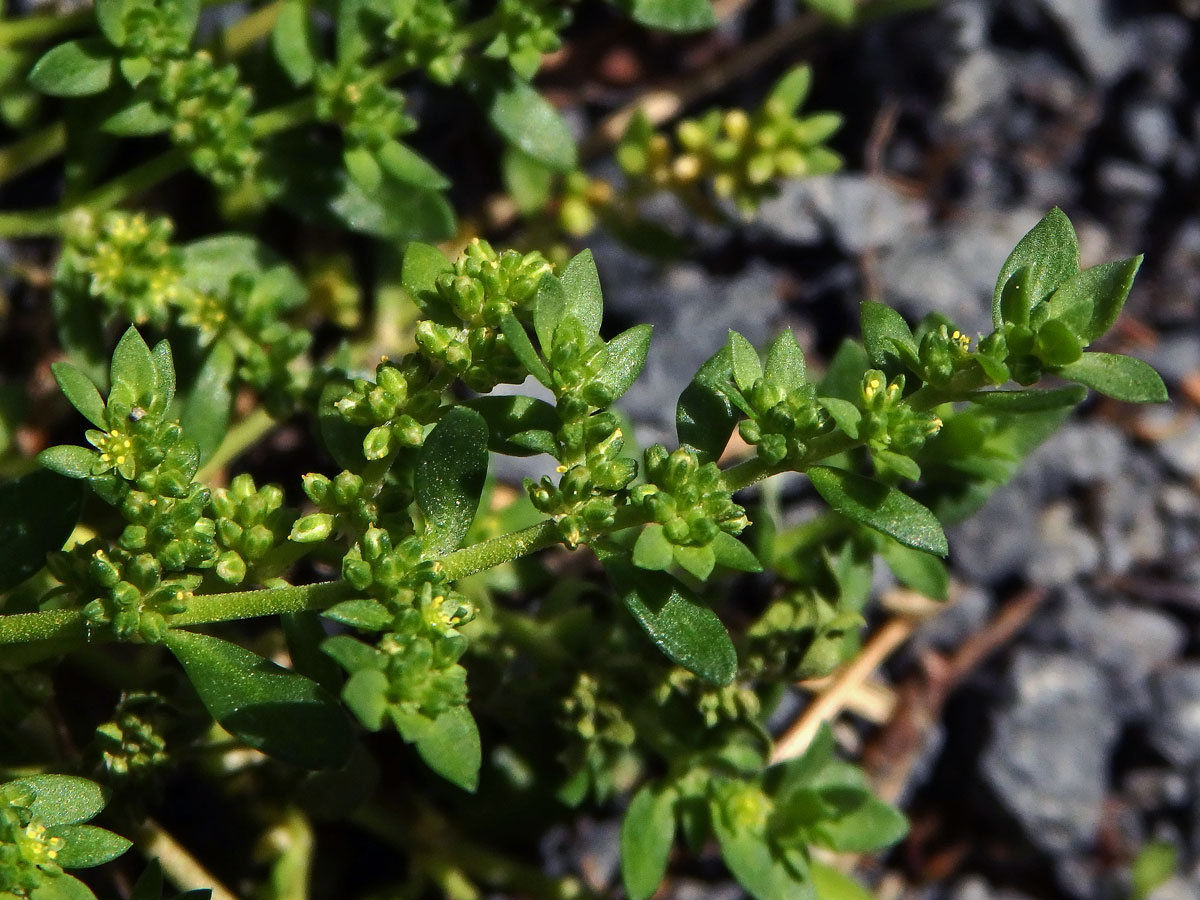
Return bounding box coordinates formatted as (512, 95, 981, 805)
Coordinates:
(210, 474, 294, 585)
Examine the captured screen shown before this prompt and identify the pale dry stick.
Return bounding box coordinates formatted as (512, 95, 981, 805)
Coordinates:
(136, 818, 244, 900)
(770, 614, 917, 764)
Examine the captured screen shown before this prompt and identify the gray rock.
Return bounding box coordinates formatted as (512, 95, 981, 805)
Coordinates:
(1148, 878, 1200, 900)
(981, 650, 1118, 854)
(1027, 421, 1126, 490)
(1158, 419, 1200, 479)
(1125, 102, 1176, 168)
(910, 585, 992, 655)
(755, 174, 927, 253)
(880, 210, 1045, 336)
(1061, 591, 1186, 721)
(1145, 332, 1200, 386)
(950, 876, 1036, 900)
(1026, 503, 1100, 587)
(1035, 0, 1137, 84)
(949, 475, 1040, 586)
(1122, 768, 1191, 813)
(1098, 160, 1162, 201)
(944, 50, 1011, 125)
(1149, 665, 1200, 768)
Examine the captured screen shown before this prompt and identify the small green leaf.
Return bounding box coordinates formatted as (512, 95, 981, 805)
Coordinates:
(465, 395, 560, 457)
(767, 66, 812, 114)
(808, 466, 947, 556)
(51, 362, 106, 429)
(533, 273, 567, 352)
(966, 384, 1087, 412)
(1056, 352, 1168, 404)
(7, 776, 105, 826)
(728, 331, 763, 393)
(38, 445, 100, 480)
(150, 340, 176, 411)
(377, 140, 451, 191)
(272, 0, 317, 86)
(103, 99, 173, 136)
(181, 341, 236, 464)
(344, 145, 382, 192)
(878, 537, 948, 601)
(633, 524, 674, 571)
(48, 825, 131, 868)
(992, 208, 1080, 330)
(416, 408, 489, 556)
(485, 75, 578, 172)
(804, 0, 855, 24)
(129, 860, 163, 900)
(621, 784, 677, 900)
(998, 265, 1034, 327)
(95, 0, 130, 45)
(618, 0, 717, 32)
(119, 56, 153, 87)
(809, 861, 874, 900)
(560, 250, 604, 337)
(414, 705, 481, 792)
(711, 531, 763, 573)
(323, 599, 392, 631)
(603, 554, 737, 685)
(28, 39, 114, 97)
(1131, 840, 1178, 900)
(764, 329, 807, 393)
(501, 145, 553, 214)
(860, 302, 917, 367)
(165, 629, 353, 769)
(677, 346, 737, 464)
(500, 313, 553, 388)
(1033, 319, 1082, 366)
(811, 795, 908, 853)
(711, 785, 814, 900)
(341, 668, 388, 731)
(110, 327, 157, 406)
(0, 471, 84, 592)
(817, 396, 861, 439)
(1039, 256, 1143, 343)
(29, 873, 99, 900)
(401, 241, 452, 302)
(674, 543, 716, 581)
(817, 339, 871, 402)
(595, 324, 652, 402)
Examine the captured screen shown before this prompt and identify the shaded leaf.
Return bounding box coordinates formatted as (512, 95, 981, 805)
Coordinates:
(500, 313, 552, 388)
(677, 346, 736, 463)
(560, 250, 604, 337)
(1056, 353, 1168, 404)
(0, 470, 84, 591)
(181, 341, 236, 465)
(165, 629, 353, 769)
(595, 324, 652, 402)
(621, 784, 677, 900)
(416, 408, 489, 556)
(413, 705, 481, 792)
(465, 394, 560, 457)
(484, 75, 577, 172)
(808, 466, 947, 556)
(618, 0, 717, 32)
(272, 0, 317, 87)
(860, 301, 916, 366)
(29, 39, 114, 97)
(966, 384, 1087, 412)
(992, 208, 1079, 330)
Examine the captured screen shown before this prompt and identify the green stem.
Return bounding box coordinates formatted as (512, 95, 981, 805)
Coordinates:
(0, 8, 91, 46)
(220, 0, 282, 58)
(0, 120, 65, 183)
(440, 520, 561, 581)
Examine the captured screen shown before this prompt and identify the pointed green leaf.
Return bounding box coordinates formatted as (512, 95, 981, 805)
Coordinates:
(501, 145, 554, 214)
(811, 795, 908, 853)
(165, 629, 353, 769)
(150, 340, 176, 411)
(860, 301, 917, 366)
(728, 331, 763, 393)
(48, 825, 131, 868)
(992, 208, 1080, 330)
(764, 329, 807, 393)
(818, 396, 861, 438)
(28, 39, 114, 97)
(272, 0, 317, 86)
(323, 598, 392, 631)
(808, 466, 947, 556)
(603, 554, 737, 685)
(1056, 352, 1167, 403)
(51, 362, 107, 429)
(500, 312, 553, 388)
(595, 324, 652, 402)
(181, 341, 236, 464)
(485, 76, 577, 172)
(416, 408, 489, 556)
(809, 861, 875, 900)
(6, 776, 104, 827)
(767, 66, 812, 114)
(674, 543, 716, 581)
(38, 446, 100, 480)
(129, 860, 163, 900)
(560, 250, 604, 337)
(414, 705, 481, 792)
(619, 0, 717, 32)
(341, 668, 389, 731)
(110, 327, 157, 406)
(533, 273, 567, 352)
(401, 241, 452, 305)
(621, 784, 677, 900)
(711, 784, 814, 900)
(633, 524, 674, 571)
(95, 0, 130, 45)
(878, 537, 948, 601)
(0, 470, 84, 591)
(966, 384, 1087, 412)
(677, 346, 737, 463)
(817, 339, 871, 402)
(711, 531, 763, 573)
(998, 265, 1035, 327)
(1043, 256, 1143, 343)
(804, 0, 856, 24)
(377, 140, 451, 191)
(465, 394, 560, 457)
(29, 873, 99, 900)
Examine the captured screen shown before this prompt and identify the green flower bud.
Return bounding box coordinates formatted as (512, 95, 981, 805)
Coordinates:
(242, 525, 274, 560)
(215, 551, 247, 584)
(290, 513, 335, 543)
(363, 425, 393, 460)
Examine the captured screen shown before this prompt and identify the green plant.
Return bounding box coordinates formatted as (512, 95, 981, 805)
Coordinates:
(0, 1, 1169, 898)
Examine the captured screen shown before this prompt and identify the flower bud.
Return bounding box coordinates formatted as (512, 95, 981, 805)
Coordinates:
(290, 513, 335, 543)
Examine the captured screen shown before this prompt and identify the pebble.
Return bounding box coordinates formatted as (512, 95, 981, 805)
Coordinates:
(1148, 665, 1200, 768)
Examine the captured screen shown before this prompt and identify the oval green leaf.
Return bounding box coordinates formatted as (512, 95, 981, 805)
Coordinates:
(808, 465, 947, 556)
(29, 39, 114, 97)
(416, 408, 489, 557)
(0, 470, 84, 592)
